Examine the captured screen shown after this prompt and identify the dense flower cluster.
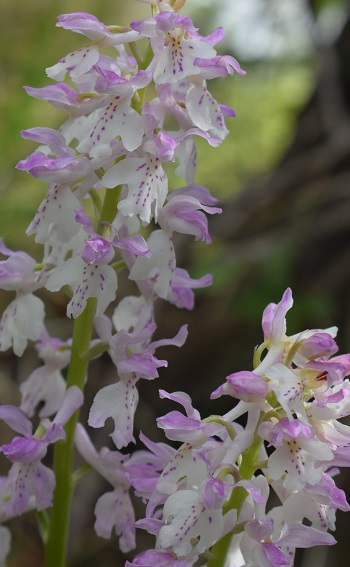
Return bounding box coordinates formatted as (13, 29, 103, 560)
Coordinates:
(0, 1, 349, 566)
(125, 288, 350, 566)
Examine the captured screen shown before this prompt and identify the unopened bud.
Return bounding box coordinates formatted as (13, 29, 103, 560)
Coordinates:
(171, 0, 187, 10)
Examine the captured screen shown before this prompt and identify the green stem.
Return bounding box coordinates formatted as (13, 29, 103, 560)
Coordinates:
(207, 486, 248, 567)
(208, 416, 264, 567)
(99, 185, 121, 226)
(44, 298, 97, 567)
(44, 177, 123, 566)
(129, 41, 143, 67)
(239, 434, 264, 481)
(207, 532, 233, 567)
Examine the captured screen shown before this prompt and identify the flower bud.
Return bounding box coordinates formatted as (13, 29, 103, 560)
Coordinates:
(211, 370, 268, 402)
(81, 238, 114, 265)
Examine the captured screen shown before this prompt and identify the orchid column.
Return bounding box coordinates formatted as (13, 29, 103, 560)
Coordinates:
(0, 1, 245, 566)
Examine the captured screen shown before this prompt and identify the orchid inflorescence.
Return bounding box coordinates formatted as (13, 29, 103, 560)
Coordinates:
(0, 1, 349, 566)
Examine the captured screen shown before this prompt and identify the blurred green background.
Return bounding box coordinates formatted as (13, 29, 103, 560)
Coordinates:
(1, 0, 350, 565)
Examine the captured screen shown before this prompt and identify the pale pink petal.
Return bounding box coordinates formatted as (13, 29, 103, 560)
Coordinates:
(94, 489, 136, 552)
(46, 46, 99, 81)
(0, 295, 45, 356)
(88, 380, 139, 449)
(187, 84, 228, 140)
(129, 230, 175, 299)
(26, 184, 81, 244)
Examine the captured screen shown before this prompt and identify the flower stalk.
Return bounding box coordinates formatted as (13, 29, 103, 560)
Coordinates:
(44, 297, 97, 567)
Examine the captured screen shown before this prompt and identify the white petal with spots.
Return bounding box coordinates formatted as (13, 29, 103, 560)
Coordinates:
(88, 379, 139, 449)
(265, 363, 305, 421)
(7, 460, 55, 516)
(45, 256, 118, 318)
(154, 36, 216, 84)
(186, 84, 228, 140)
(156, 442, 208, 496)
(103, 156, 168, 223)
(129, 230, 175, 299)
(94, 488, 136, 552)
(78, 99, 144, 158)
(0, 294, 45, 356)
(159, 489, 224, 556)
(20, 366, 66, 419)
(46, 46, 99, 81)
(26, 184, 81, 244)
(268, 437, 333, 491)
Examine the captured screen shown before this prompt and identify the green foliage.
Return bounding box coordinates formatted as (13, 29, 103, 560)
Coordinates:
(312, 0, 348, 13)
